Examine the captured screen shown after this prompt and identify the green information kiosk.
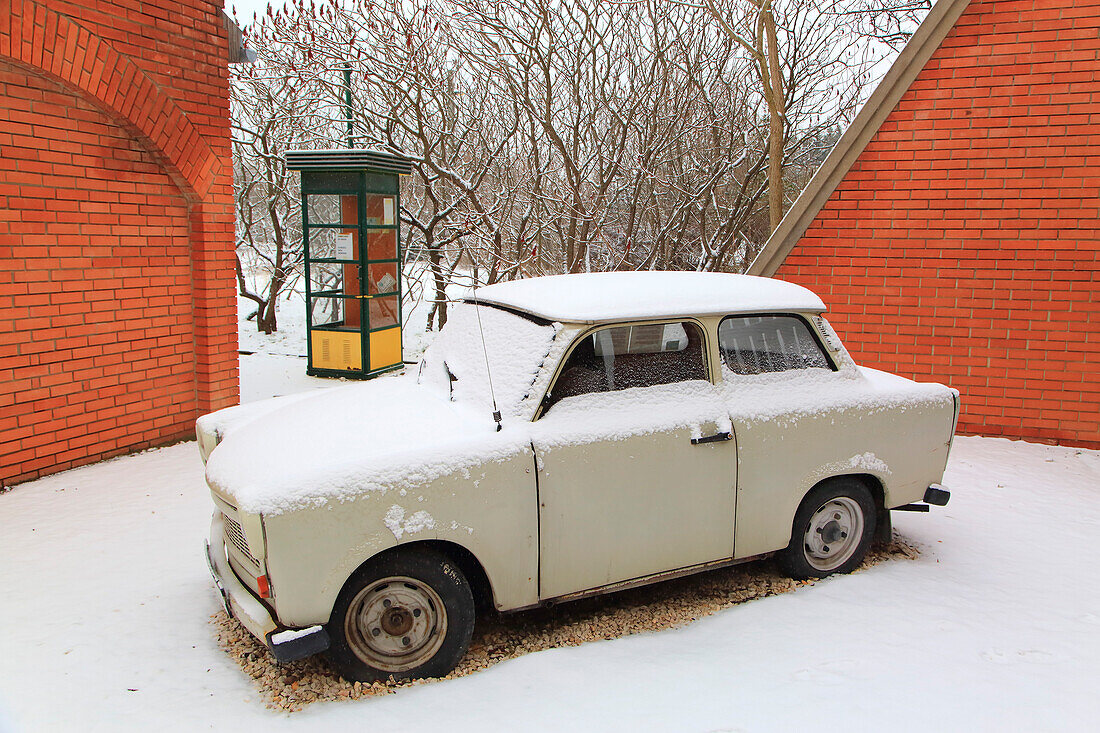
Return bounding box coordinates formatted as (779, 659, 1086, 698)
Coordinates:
(286, 149, 412, 378)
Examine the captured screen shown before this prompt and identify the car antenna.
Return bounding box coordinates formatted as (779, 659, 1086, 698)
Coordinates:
(471, 288, 503, 432)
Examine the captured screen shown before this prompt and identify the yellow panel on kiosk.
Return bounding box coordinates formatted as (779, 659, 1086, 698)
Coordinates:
(311, 330, 362, 371)
(369, 327, 402, 371)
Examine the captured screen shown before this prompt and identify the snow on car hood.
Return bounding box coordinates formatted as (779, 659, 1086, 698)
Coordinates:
(203, 375, 532, 515)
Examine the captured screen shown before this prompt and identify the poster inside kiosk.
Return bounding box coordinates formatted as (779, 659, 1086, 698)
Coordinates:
(334, 232, 354, 260)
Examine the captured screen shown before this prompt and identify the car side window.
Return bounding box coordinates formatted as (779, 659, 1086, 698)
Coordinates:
(543, 321, 708, 413)
(719, 315, 832, 375)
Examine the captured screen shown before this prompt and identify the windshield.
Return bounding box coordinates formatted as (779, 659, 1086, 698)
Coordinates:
(419, 303, 561, 418)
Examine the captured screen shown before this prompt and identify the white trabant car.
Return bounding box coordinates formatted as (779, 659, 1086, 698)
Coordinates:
(199, 272, 957, 681)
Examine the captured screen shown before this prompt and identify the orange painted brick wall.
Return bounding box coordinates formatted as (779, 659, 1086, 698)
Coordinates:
(776, 0, 1100, 449)
(0, 0, 239, 485)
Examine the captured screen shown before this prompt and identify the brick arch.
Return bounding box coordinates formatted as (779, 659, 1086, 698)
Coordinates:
(1, 0, 218, 201)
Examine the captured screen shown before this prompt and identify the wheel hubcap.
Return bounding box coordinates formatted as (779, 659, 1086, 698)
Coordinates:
(381, 607, 414, 636)
(803, 497, 864, 572)
(344, 576, 447, 673)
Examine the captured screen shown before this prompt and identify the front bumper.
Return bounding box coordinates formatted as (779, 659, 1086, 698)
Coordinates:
(206, 513, 329, 663)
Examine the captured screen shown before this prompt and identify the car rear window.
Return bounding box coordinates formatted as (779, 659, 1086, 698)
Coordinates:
(718, 315, 832, 375)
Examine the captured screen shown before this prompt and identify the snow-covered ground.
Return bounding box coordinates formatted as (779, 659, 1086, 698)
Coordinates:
(2, 301, 1099, 731)
(236, 270, 469, 402)
(4, 433, 1098, 731)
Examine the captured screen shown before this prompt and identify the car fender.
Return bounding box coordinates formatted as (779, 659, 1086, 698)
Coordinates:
(262, 448, 540, 627)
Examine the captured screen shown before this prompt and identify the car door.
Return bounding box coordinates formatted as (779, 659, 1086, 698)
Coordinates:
(716, 313, 841, 558)
(530, 320, 737, 600)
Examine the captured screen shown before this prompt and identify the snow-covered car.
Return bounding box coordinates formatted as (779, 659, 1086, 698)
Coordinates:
(199, 271, 958, 682)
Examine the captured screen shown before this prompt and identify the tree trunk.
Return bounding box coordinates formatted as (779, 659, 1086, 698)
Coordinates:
(763, 5, 785, 232)
(257, 265, 286, 334)
(426, 235, 448, 330)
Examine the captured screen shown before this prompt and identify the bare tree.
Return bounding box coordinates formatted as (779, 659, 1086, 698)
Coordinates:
(231, 0, 930, 331)
(231, 17, 336, 333)
(698, 0, 928, 232)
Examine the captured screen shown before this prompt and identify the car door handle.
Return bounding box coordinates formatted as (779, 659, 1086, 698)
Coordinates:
(691, 431, 733, 445)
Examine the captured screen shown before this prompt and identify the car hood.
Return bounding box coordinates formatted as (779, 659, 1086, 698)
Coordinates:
(203, 375, 531, 515)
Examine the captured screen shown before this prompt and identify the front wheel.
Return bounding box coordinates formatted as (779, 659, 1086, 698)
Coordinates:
(778, 479, 876, 580)
(326, 548, 475, 682)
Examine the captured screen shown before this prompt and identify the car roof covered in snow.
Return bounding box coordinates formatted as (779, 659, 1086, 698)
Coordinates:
(468, 271, 826, 324)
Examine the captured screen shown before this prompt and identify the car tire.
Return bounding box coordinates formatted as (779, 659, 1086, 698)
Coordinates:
(778, 478, 877, 581)
(325, 547, 475, 682)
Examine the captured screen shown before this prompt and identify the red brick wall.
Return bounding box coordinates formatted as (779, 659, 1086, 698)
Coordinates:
(0, 0, 239, 485)
(776, 0, 1100, 449)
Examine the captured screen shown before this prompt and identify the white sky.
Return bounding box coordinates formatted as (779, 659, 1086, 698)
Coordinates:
(224, 0, 277, 25)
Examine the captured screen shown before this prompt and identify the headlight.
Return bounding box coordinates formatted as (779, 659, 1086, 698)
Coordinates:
(196, 417, 222, 464)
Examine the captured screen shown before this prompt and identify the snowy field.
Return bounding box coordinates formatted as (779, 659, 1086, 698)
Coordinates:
(2, 303, 1099, 731)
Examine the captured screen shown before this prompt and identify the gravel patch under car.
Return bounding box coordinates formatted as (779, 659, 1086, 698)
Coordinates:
(213, 535, 920, 712)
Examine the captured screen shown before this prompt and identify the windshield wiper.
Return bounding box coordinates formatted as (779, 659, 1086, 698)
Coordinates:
(444, 361, 457, 401)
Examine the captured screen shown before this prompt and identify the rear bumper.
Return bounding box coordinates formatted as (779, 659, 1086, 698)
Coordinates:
(924, 484, 951, 506)
(206, 513, 329, 663)
(891, 484, 952, 513)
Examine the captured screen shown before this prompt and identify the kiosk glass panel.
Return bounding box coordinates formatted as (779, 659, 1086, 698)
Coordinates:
(310, 295, 352, 328)
(306, 194, 343, 224)
(367, 230, 397, 260)
(369, 295, 400, 329)
(309, 262, 346, 295)
(363, 195, 396, 226)
(368, 262, 398, 295)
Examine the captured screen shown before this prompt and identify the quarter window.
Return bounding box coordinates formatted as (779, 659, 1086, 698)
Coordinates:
(543, 321, 707, 412)
(719, 315, 832, 375)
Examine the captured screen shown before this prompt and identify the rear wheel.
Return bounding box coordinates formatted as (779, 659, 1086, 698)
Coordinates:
(326, 548, 475, 682)
(779, 479, 876, 580)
